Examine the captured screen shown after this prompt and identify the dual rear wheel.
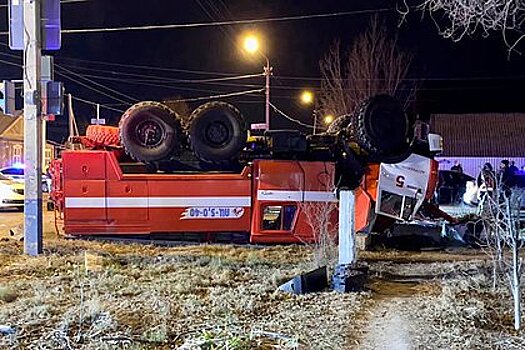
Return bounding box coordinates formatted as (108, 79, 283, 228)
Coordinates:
(118, 101, 247, 165)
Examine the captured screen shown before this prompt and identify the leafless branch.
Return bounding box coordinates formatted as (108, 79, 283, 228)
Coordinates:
(416, 0, 525, 55)
(319, 16, 415, 122)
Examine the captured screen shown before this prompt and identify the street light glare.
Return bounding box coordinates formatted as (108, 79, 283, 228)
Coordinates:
(300, 90, 314, 105)
(243, 35, 260, 54)
(324, 114, 334, 125)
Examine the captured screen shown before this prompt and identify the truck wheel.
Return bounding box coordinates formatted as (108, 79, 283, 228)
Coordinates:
(85, 125, 121, 147)
(351, 94, 410, 161)
(189, 102, 247, 165)
(119, 102, 184, 162)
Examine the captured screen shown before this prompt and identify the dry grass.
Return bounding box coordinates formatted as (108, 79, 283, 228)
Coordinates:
(0, 237, 366, 349)
(1, 210, 524, 349)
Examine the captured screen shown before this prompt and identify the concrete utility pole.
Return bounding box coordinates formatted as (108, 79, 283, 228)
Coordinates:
(338, 190, 356, 264)
(263, 57, 272, 130)
(23, 0, 43, 256)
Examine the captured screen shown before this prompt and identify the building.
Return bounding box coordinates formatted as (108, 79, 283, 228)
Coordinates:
(432, 113, 525, 177)
(0, 114, 55, 169)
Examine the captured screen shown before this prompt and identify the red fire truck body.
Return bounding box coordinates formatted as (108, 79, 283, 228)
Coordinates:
(52, 150, 404, 244)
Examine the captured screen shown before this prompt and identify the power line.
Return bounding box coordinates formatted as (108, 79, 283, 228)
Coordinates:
(56, 64, 264, 83)
(56, 64, 139, 103)
(165, 88, 264, 103)
(70, 95, 126, 114)
(54, 8, 393, 34)
(55, 70, 135, 106)
(55, 56, 246, 76)
(55, 69, 263, 91)
(269, 102, 314, 129)
(48, 51, 525, 83)
(0, 57, 22, 68)
(60, 71, 260, 94)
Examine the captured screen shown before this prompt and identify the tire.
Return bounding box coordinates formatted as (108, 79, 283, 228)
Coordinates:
(85, 125, 121, 148)
(327, 114, 352, 134)
(350, 94, 410, 162)
(188, 102, 247, 165)
(119, 102, 184, 163)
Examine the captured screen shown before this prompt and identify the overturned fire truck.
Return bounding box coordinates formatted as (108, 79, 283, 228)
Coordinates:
(50, 95, 441, 244)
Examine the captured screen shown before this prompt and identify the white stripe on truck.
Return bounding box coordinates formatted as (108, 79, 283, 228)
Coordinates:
(65, 196, 251, 209)
(257, 190, 337, 202)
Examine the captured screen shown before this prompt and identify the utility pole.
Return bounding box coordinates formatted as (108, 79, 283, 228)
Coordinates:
(264, 57, 272, 130)
(96, 103, 100, 123)
(23, 0, 43, 256)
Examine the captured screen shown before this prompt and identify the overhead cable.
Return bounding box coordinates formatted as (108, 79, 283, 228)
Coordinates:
(55, 70, 134, 106)
(269, 102, 314, 129)
(70, 95, 126, 114)
(56, 65, 139, 103)
(54, 56, 247, 76)
(56, 64, 264, 83)
(57, 8, 393, 34)
(58, 70, 262, 90)
(165, 88, 264, 103)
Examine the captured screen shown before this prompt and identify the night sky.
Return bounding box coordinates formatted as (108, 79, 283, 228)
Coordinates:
(1, 0, 525, 143)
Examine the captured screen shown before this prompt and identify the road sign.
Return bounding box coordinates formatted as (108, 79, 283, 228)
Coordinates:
(9, 0, 61, 51)
(91, 118, 106, 125)
(251, 123, 268, 130)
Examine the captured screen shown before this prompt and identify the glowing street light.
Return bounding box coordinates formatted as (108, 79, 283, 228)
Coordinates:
(300, 90, 314, 105)
(241, 32, 272, 130)
(324, 114, 334, 125)
(243, 35, 260, 54)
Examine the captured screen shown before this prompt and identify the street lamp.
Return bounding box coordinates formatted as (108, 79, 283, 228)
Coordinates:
(241, 33, 272, 130)
(300, 90, 314, 105)
(324, 114, 334, 125)
(299, 89, 320, 134)
(299, 90, 334, 134)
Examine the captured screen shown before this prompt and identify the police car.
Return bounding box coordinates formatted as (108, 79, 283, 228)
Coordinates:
(0, 173, 24, 210)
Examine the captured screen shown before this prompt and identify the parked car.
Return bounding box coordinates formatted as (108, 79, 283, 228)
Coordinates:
(0, 166, 52, 192)
(0, 173, 24, 210)
(436, 170, 475, 205)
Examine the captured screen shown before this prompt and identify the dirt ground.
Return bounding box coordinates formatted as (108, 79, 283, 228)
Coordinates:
(0, 211, 524, 349)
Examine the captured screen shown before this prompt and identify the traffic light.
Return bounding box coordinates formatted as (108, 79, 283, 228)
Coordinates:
(0, 80, 16, 115)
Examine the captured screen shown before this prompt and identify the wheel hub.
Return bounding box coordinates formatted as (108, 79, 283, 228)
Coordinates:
(135, 120, 164, 147)
(205, 121, 229, 146)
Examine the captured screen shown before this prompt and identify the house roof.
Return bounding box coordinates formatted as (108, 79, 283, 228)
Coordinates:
(431, 113, 525, 157)
(0, 114, 20, 136)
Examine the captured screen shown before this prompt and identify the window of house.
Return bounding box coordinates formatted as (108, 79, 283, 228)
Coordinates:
(262, 205, 297, 231)
(13, 145, 22, 165)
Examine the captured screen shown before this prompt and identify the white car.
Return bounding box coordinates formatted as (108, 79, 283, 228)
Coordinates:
(0, 166, 52, 192)
(0, 173, 24, 210)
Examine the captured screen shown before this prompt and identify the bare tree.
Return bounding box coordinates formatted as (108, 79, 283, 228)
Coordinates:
(478, 180, 525, 330)
(300, 200, 339, 270)
(319, 16, 414, 120)
(401, 0, 525, 54)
